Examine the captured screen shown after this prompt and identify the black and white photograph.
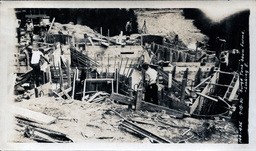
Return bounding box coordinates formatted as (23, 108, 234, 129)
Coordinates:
(0, 1, 254, 150)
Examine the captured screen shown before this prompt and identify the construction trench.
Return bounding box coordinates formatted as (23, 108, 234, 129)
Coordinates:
(11, 9, 241, 143)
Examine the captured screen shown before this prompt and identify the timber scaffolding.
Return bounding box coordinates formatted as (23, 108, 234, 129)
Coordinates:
(11, 23, 239, 143)
(13, 30, 238, 117)
(138, 34, 239, 119)
(12, 13, 240, 143)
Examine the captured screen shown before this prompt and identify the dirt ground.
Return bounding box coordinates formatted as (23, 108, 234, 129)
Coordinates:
(135, 9, 208, 49)
(12, 96, 238, 144)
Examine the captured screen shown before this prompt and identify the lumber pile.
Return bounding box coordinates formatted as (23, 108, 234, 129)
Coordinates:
(14, 106, 56, 125)
(82, 91, 110, 103)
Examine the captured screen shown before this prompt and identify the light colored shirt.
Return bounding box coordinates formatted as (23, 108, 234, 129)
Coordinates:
(31, 50, 43, 64)
(145, 67, 158, 85)
(25, 23, 34, 32)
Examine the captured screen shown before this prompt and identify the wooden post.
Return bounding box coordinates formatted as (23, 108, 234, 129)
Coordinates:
(180, 79, 186, 103)
(195, 67, 202, 86)
(116, 68, 119, 93)
(169, 51, 173, 63)
(168, 73, 172, 89)
(58, 62, 63, 89)
(181, 68, 188, 103)
(172, 66, 176, 79)
(114, 56, 116, 72)
(48, 65, 52, 83)
(136, 89, 143, 111)
(183, 68, 189, 79)
(71, 68, 77, 100)
(123, 57, 129, 75)
(125, 59, 133, 78)
(101, 56, 103, 78)
(118, 57, 123, 74)
(67, 59, 71, 88)
(128, 77, 133, 110)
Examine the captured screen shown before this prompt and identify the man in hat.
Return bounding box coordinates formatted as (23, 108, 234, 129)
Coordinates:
(141, 62, 158, 105)
(30, 44, 49, 87)
(25, 19, 34, 44)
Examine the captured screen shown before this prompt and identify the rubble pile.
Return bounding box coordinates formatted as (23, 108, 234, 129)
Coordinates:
(13, 95, 238, 143)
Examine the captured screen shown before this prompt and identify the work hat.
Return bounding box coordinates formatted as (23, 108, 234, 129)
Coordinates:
(32, 43, 39, 50)
(141, 62, 149, 70)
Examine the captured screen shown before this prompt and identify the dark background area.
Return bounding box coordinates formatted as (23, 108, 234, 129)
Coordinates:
(16, 8, 250, 51)
(183, 8, 250, 51)
(15, 8, 138, 36)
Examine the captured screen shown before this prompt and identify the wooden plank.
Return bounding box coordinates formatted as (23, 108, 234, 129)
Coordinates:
(71, 68, 77, 100)
(56, 87, 72, 97)
(196, 92, 218, 102)
(61, 88, 72, 100)
(14, 106, 56, 124)
(205, 82, 231, 88)
(140, 101, 184, 119)
(87, 92, 109, 103)
(110, 92, 135, 105)
(135, 89, 143, 110)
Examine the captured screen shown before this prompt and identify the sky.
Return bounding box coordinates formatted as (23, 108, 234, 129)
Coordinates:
(200, 8, 248, 22)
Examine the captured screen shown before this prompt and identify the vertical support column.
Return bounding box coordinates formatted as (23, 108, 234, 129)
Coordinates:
(181, 68, 188, 103)
(172, 66, 176, 79)
(195, 67, 202, 86)
(59, 62, 63, 89)
(135, 89, 143, 111)
(67, 59, 71, 88)
(195, 41, 198, 61)
(180, 79, 186, 103)
(168, 73, 173, 108)
(169, 50, 173, 63)
(111, 79, 114, 94)
(71, 67, 77, 100)
(82, 79, 87, 101)
(128, 76, 133, 110)
(116, 68, 119, 93)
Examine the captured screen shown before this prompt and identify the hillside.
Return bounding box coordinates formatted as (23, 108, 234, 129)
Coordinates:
(135, 9, 208, 49)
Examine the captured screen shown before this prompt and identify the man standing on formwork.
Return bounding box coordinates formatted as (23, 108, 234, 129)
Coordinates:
(30, 44, 49, 87)
(141, 63, 158, 105)
(24, 19, 34, 44)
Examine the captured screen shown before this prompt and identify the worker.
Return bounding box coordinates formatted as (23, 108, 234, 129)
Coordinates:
(16, 20, 21, 44)
(30, 44, 49, 87)
(125, 18, 132, 37)
(24, 19, 34, 44)
(141, 63, 158, 105)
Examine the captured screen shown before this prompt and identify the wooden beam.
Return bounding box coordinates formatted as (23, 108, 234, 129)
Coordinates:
(140, 101, 184, 119)
(14, 106, 56, 125)
(193, 76, 211, 89)
(110, 92, 135, 105)
(196, 92, 218, 102)
(66, 59, 71, 87)
(205, 82, 231, 88)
